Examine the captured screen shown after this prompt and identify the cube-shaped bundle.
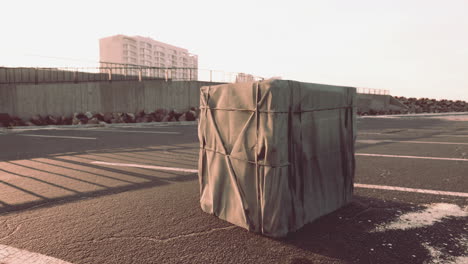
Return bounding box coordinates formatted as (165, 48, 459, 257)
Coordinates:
(198, 80, 356, 237)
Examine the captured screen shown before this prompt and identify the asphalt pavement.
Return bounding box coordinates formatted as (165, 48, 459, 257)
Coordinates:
(0, 115, 467, 264)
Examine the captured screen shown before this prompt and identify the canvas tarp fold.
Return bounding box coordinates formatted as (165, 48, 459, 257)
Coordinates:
(198, 79, 356, 237)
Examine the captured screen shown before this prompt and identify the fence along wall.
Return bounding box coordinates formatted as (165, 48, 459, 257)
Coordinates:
(0, 80, 217, 120)
(0, 67, 109, 84)
(0, 67, 175, 84)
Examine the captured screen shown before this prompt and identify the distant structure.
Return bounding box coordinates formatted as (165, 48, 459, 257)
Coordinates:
(99, 34, 198, 80)
(235, 73, 256, 83)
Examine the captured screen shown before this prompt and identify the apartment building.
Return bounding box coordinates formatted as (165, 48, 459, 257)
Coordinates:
(99, 35, 198, 80)
(235, 73, 257, 83)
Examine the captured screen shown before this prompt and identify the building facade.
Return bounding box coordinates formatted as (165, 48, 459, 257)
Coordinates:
(99, 35, 198, 80)
(235, 73, 256, 83)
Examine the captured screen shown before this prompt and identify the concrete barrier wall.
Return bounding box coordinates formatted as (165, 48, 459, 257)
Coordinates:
(1, 80, 409, 120)
(357, 94, 407, 113)
(0, 80, 219, 119)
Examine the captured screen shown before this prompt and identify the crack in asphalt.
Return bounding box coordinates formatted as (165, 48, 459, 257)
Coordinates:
(0, 224, 21, 241)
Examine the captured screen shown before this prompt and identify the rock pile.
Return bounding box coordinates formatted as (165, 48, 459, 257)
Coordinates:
(357, 97, 468, 116)
(395, 97, 468, 114)
(0, 113, 27, 127)
(0, 107, 200, 128)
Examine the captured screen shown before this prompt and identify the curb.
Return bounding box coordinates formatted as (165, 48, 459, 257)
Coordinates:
(0, 121, 198, 133)
(358, 112, 468, 119)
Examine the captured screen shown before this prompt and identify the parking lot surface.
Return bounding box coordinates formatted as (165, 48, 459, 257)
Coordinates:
(0, 114, 467, 263)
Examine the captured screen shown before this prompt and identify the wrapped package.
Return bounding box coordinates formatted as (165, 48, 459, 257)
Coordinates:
(198, 79, 356, 237)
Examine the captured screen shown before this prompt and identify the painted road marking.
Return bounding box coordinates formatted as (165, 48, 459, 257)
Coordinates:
(355, 183, 468, 198)
(91, 161, 198, 173)
(357, 139, 468, 145)
(0, 244, 73, 264)
(79, 129, 181, 134)
(89, 162, 468, 198)
(356, 153, 468, 162)
(372, 203, 467, 232)
(370, 203, 468, 263)
(435, 134, 468, 138)
(19, 134, 96, 140)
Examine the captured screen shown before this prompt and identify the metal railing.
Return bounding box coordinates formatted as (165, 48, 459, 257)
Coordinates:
(0, 66, 391, 96)
(0, 63, 264, 85)
(357, 87, 390, 95)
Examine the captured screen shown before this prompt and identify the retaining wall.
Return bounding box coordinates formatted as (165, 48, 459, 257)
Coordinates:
(356, 94, 407, 114)
(0, 80, 409, 120)
(0, 80, 219, 119)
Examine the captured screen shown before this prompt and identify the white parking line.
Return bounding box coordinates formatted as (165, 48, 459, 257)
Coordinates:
(19, 134, 96, 140)
(0, 244, 73, 264)
(89, 162, 468, 198)
(357, 140, 468, 145)
(91, 161, 198, 173)
(355, 183, 468, 198)
(79, 129, 181, 134)
(435, 134, 468, 138)
(356, 153, 468, 162)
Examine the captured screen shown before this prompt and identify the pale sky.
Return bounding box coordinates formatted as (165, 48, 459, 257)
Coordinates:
(1, 0, 467, 100)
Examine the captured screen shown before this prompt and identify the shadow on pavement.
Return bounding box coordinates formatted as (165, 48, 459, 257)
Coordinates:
(281, 195, 467, 264)
(0, 146, 199, 216)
